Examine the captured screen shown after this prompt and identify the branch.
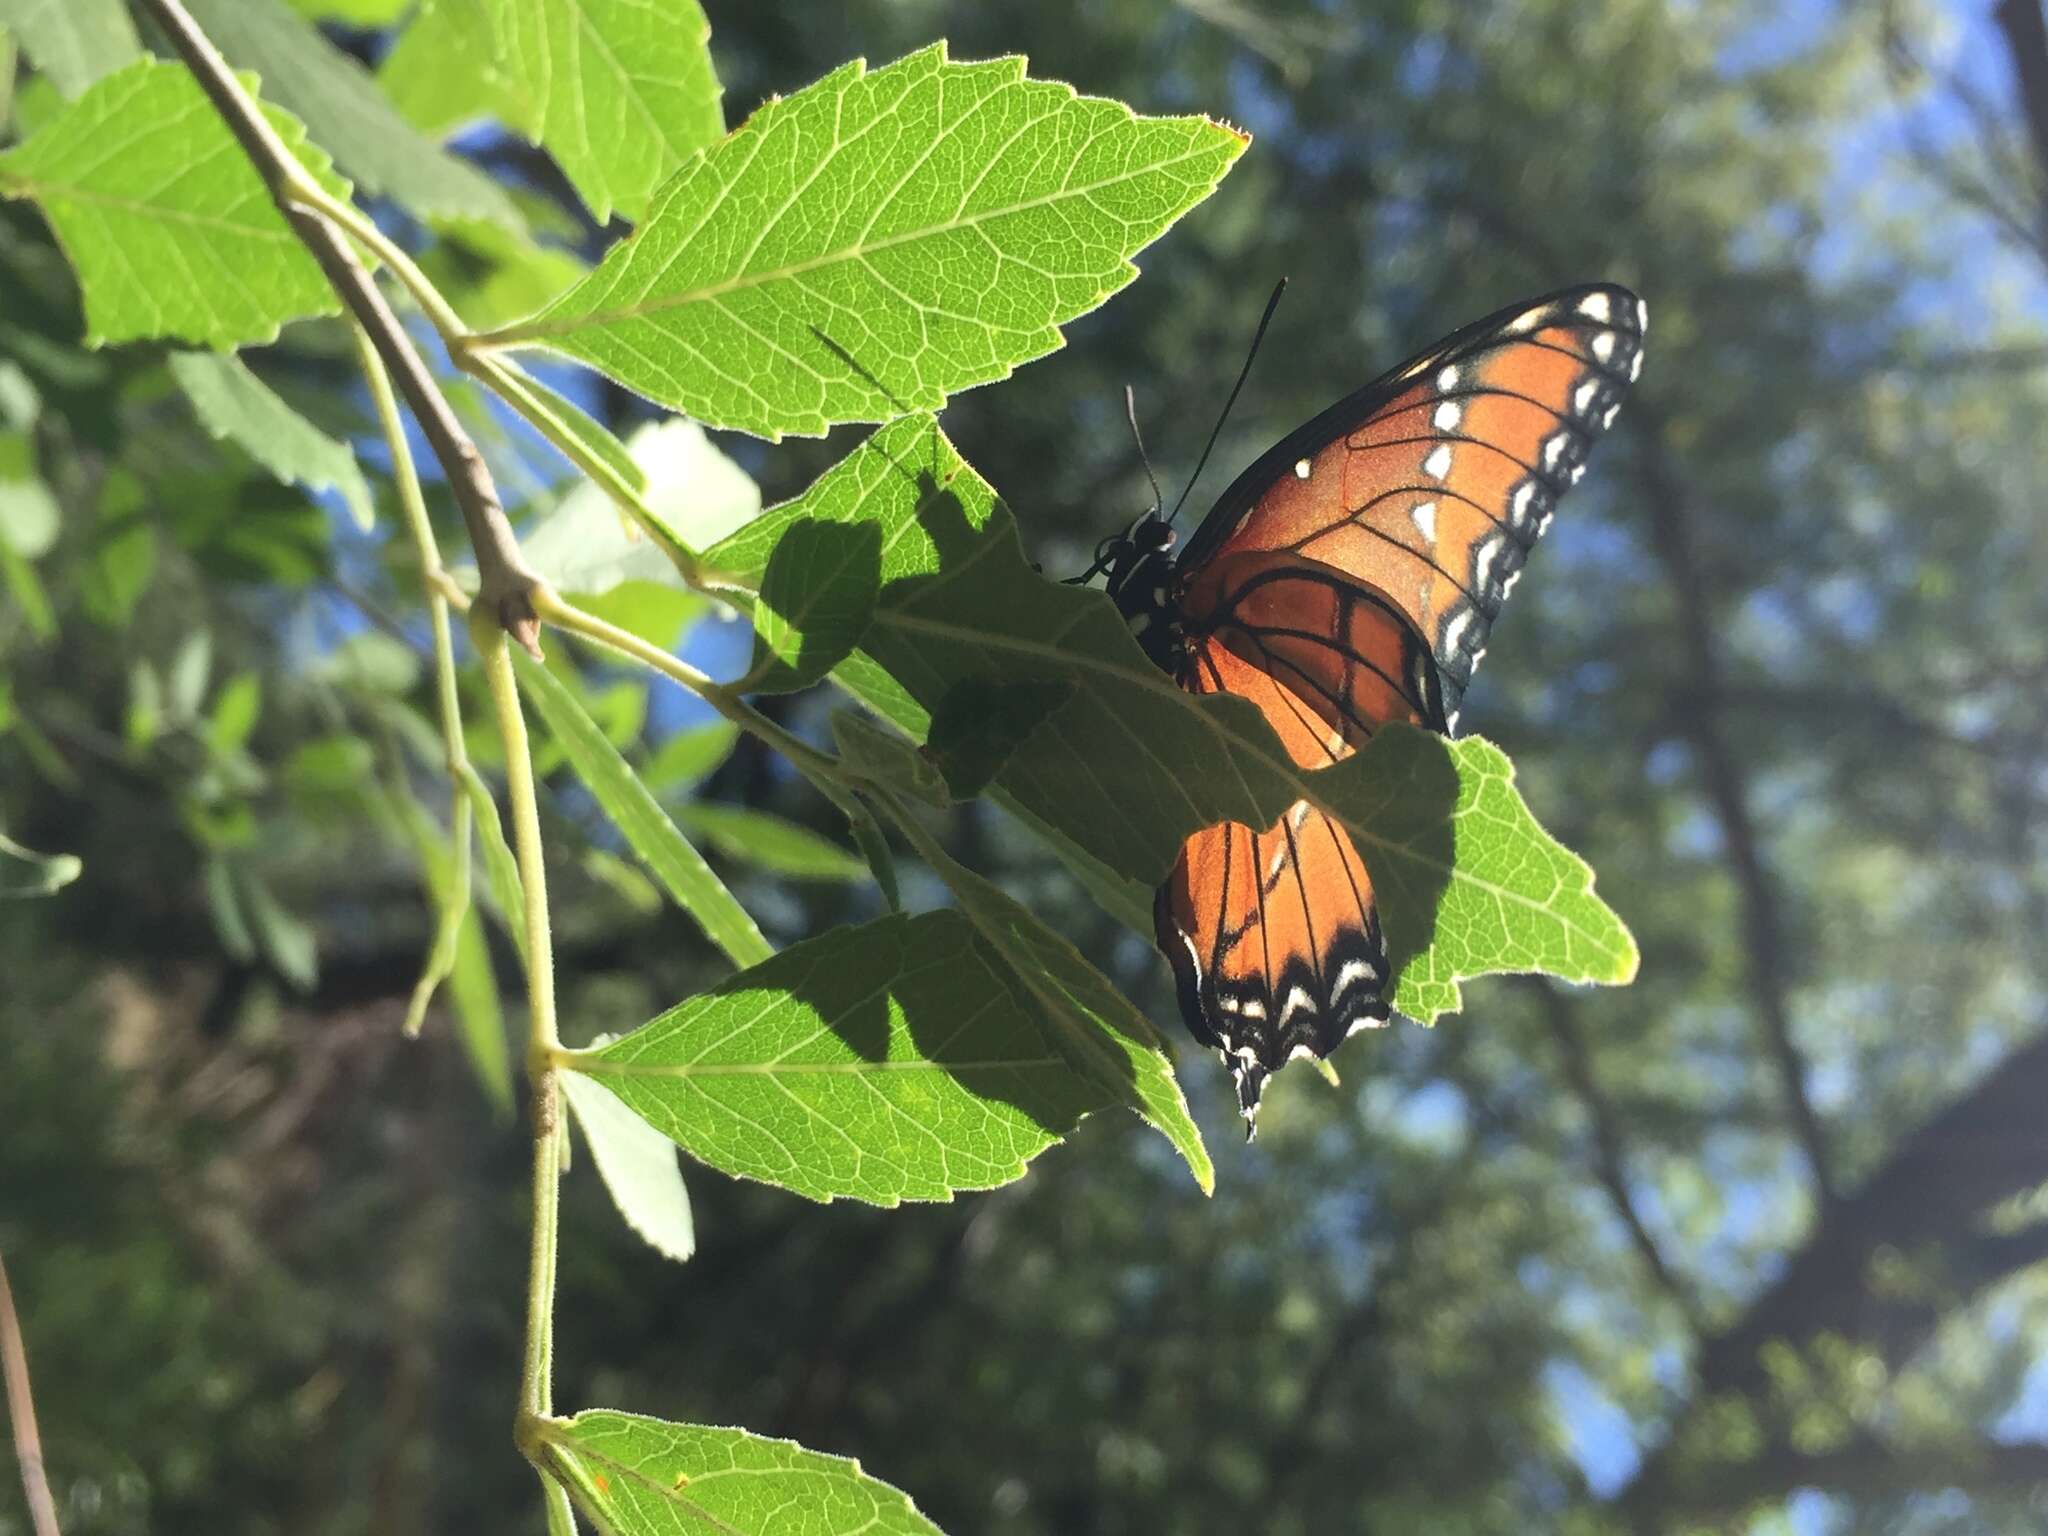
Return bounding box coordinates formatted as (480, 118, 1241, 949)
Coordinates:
(1997, 0, 2048, 220)
(1636, 404, 1835, 1205)
(0, 1248, 61, 1536)
(1618, 1024, 2048, 1517)
(133, 0, 542, 655)
(1534, 987, 1703, 1326)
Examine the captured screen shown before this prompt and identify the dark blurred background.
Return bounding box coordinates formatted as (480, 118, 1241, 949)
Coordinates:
(6, 0, 2048, 1531)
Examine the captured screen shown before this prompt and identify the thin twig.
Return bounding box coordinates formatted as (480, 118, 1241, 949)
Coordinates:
(1534, 987, 1704, 1326)
(1635, 402, 1836, 1206)
(0, 1247, 61, 1536)
(133, 0, 543, 654)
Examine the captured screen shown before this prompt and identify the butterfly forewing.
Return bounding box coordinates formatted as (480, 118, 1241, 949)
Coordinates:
(1186, 284, 1647, 723)
(1147, 284, 1644, 1127)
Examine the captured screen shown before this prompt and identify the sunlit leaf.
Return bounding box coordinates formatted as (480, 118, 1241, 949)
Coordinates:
(540, 1413, 941, 1536)
(514, 652, 771, 968)
(419, 219, 589, 332)
(489, 44, 1247, 437)
(169, 353, 376, 531)
(560, 1069, 695, 1262)
(641, 720, 738, 793)
(0, 60, 352, 347)
(567, 911, 1109, 1204)
(674, 803, 868, 881)
(380, 0, 523, 137)
(481, 0, 725, 225)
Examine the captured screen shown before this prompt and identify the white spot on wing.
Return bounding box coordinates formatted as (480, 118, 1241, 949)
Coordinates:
(1592, 330, 1617, 364)
(1542, 433, 1570, 471)
(1600, 400, 1622, 429)
(1577, 291, 1613, 322)
(1330, 958, 1378, 1003)
(1436, 364, 1460, 391)
(1441, 607, 1476, 662)
(1293, 457, 1313, 480)
(1573, 378, 1600, 416)
(1508, 306, 1548, 334)
(1433, 399, 1462, 431)
(1411, 500, 1438, 542)
(1278, 987, 1316, 1029)
(1628, 349, 1644, 381)
(1636, 297, 1650, 333)
(1423, 443, 1454, 480)
(1510, 481, 1538, 530)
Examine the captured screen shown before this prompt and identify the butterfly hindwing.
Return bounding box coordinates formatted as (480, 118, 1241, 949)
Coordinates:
(1153, 587, 1440, 1127)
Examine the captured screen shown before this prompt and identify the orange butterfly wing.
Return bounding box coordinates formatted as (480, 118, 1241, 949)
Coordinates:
(1155, 285, 1645, 1127)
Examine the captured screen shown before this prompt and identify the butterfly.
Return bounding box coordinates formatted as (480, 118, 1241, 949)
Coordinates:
(1084, 284, 1646, 1131)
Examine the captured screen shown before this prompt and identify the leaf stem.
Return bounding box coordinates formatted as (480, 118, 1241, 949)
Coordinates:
(134, 0, 543, 651)
(478, 621, 563, 1432)
(351, 321, 475, 1037)
(534, 588, 838, 783)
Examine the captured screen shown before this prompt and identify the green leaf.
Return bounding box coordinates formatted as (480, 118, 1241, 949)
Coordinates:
(491, 44, 1248, 437)
(847, 806, 900, 911)
(462, 766, 530, 962)
(1357, 727, 1642, 1020)
(715, 417, 1635, 1025)
(181, 0, 524, 229)
(378, 0, 523, 137)
(0, 433, 58, 559)
(78, 468, 155, 629)
(923, 677, 1073, 799)
(674, 803, 868, 881)
(166, 630, 213, 722)
(287, 0, 411, 23)
(573, 581, 708, 654)
(641, 720, 737, 793)
(566, 910, 1109, 1204)
(0, 829, 80, 897)
(540, 1413, 941, 1536)
(743, 516, 880, 693)
(508, 371, 643, 494)
(0, 59, 351, 347)
(513, 651, 771, 968)
(0, 0, 142, 99)
(516, 419, 755, 609)
(829, 710, 949, 807)
(481, 0, 725, 225)
(560, 1069, 695, 1262)
(418, 218, 589, 332)
(396, 786, 514, 1114)
(234, 864, 318, 990)
(581, 846, 662, 914)
(916, 841, 1212, 1193)
(169, 353, 376, 531)
(208, 671, 262, 753)
(316, 631, 420, 696)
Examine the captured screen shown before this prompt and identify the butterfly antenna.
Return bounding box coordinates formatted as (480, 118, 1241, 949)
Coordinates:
(1125, 384, 1164, 516)
(1166, 276, 1288, 528)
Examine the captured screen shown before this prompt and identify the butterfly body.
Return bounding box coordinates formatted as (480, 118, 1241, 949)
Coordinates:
(1099, 284, 1647, 1129)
